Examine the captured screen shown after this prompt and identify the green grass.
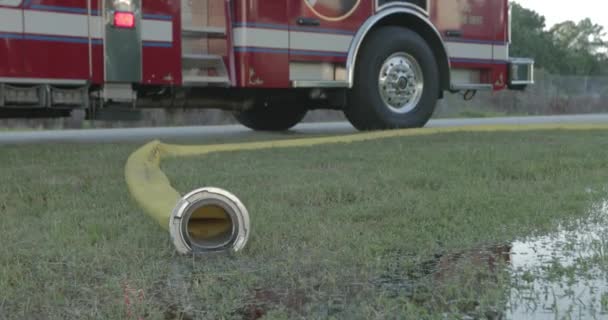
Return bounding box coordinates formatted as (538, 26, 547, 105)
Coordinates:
(1, 130, 608, 319)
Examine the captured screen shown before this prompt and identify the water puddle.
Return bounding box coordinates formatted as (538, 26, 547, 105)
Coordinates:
(375, 245, 513, 319)
(375, 201, 608, 319)
(507, 201, 608, 319)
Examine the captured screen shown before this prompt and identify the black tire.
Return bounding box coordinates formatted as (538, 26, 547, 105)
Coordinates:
(233, 102, 307, 132)
(345, 26, 440, 131)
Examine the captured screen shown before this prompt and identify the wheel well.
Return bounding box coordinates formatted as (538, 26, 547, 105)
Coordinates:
(369, 14, 450, 97)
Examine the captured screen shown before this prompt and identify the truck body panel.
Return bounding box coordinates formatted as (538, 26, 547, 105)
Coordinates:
(0, 0, 534, 124)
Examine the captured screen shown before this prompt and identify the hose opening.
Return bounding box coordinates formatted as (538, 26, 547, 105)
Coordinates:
(170, 188, 250, 255)
(185, 203, 235, 250)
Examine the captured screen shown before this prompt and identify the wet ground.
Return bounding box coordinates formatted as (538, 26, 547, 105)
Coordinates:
(369, 199, 608, 319)
(154, 200, 608, 319)
(507, 200, 608, 319)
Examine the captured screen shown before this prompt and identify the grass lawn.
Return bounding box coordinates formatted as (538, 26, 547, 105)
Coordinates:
(1, 130, 608, 319)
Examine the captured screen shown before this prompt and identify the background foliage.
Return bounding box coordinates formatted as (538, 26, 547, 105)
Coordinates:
(510, 2, 608, 76)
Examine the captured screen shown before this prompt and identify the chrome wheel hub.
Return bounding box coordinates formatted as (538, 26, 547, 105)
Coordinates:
(378, 52, 424, 114)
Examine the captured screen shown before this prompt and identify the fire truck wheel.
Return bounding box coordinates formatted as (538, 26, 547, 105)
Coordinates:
(345, 26, 439, 130)
(233, 104, 308, 131)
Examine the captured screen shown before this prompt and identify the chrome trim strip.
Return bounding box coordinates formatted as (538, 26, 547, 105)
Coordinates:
(510, 80, 534, 85)
(0, 78, 88, 85)
(346, 4, 448, 88)
(292, 80, 349, 88)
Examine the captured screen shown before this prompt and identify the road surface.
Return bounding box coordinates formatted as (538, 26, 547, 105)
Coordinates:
(2, 114, 608, 145)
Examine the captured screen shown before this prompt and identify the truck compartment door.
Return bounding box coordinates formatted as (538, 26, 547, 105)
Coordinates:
(104, 0, 142, 82)
(287, 0, 372, 85)
(433, 0, 497, 64)
(432, 0, 502, 88)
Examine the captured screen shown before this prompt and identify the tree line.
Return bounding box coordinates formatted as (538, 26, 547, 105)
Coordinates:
(510, 2, 608, 76)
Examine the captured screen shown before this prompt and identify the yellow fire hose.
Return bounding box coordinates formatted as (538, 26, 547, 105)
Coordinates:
(124, 123, 608, 255)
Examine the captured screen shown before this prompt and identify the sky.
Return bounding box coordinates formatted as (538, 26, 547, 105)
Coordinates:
(512, 0, 608, 31)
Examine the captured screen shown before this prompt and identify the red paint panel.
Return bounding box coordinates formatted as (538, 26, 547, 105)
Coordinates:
(0, 3, 24, 77)
(141, 0, 176, 16)
(287, 1, 371, 57)
(22, 0, 90, 79)
(235, 52, 289, 88)
(24, 0, 181, 84)
(141, 0, 181, 85)
(450, 61, 495, 69)
(234, 1, 289, 88)
(21, 0, 98, 81)
(92, 45, 103, 84)
(23, 41, 89, 79)
(234, 1, 289, 27)
(494, 0, 509, 43)
(91, 0, 103, 84)
(433, 0, 510, 91)
(142, 47, 181, 85)
(91, 0, 100, 12)
(288, 54, 346, 64)
(0, 39, 25, 77)
(289, 0, 373, 31)
(286, 1, 372, 85)
(492, 63, 508, 90)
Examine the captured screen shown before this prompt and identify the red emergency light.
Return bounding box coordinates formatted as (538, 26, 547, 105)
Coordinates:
(114, 12, 135, 28)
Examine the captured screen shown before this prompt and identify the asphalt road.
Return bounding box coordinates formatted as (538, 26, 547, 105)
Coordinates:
(2, 114, 608, 145)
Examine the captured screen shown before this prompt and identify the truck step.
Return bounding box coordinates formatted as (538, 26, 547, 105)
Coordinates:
(181, 53, 230, 86)
(181, 54, 227, 69)
(182, 26, 226, 38)
(182, 53, 224, 62)
(182, 75, 231, 86)
(179, 0, 232, 87)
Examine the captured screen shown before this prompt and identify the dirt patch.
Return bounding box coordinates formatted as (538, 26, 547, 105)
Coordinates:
(238, 288, 308, 320)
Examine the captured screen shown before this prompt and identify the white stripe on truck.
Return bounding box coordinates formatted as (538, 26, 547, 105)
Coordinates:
(0, 8, 172, 42)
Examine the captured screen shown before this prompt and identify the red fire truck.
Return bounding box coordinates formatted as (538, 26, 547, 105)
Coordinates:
(0, 0, 533, 131)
